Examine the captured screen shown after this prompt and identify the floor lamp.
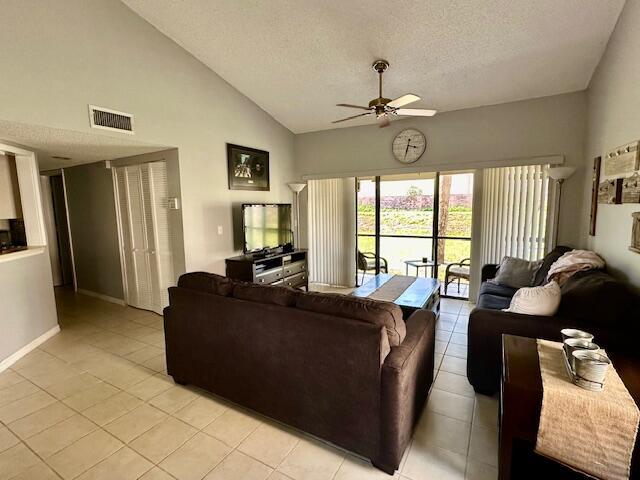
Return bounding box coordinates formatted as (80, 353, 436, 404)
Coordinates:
(288, 182, 307, 249)
(547, 166, 576, 247)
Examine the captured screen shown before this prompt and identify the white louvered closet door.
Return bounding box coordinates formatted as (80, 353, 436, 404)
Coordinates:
(115, 161, 174, 314)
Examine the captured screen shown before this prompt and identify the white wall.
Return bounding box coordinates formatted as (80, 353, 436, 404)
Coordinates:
(0, 0, 295, 274)
(294, 92, 587, 249)
(583, 0, 640, 289)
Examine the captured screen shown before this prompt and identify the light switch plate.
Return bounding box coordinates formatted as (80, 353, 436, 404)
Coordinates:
(217, 225, 223, 235)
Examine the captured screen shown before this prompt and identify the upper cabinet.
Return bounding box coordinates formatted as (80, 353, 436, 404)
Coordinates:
(0, 155, 23, 219)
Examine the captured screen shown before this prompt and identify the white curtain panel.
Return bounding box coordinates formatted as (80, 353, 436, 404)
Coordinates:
(481, 164, 554, 265)
(307, 177, 356, 287)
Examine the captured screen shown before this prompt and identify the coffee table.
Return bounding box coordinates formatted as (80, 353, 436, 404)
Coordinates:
(404, 259, 436, 277)
(352, 273, 440, 319)
(500, 335, 640, 479)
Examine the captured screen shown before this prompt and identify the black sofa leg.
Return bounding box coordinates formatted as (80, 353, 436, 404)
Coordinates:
(371, 461, 396, 476)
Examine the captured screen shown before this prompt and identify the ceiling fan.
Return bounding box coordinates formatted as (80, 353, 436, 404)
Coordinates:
(332, 59, 437, 128)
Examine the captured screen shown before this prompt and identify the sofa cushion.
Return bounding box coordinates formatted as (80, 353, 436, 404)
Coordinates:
(296, 292, 406, 346)
(494, 257, 542, 288)
(533, 245, 573, 286)
(504, 281, 561, 315)
(177, 272, 234, 296)
(479, 281, 518, 299)
(233, 282, 300, 307)
(477, 293, 512, 311)
(559, 270, 639, 328)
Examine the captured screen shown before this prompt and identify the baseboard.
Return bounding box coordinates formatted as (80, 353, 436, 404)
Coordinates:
(77, 288, 125, 306)
(0, 325, 61, 373)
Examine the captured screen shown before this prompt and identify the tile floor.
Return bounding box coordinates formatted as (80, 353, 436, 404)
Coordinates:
(0, 288, 498, 480)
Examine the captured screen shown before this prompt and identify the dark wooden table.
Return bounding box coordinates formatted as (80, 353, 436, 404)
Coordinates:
(500, 335, 640, 479)
(351, 273, 440, 319)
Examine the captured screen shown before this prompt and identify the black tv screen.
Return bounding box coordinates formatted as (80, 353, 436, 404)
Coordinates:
(242, 204, 292, 253)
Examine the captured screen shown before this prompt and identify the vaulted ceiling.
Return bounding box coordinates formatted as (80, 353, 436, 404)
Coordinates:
(122, 0, 624, 133)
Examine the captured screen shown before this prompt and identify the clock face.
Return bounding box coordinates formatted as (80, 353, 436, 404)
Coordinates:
(392, 129, 426, 164)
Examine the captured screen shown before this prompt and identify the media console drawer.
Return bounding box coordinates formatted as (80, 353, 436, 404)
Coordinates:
(283, 260, 306, 277)
(284, 271, 307, 288)
(255, 268, 283, 284)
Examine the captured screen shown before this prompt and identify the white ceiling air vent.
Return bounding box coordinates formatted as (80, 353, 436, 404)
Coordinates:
(88, 105, 135, 134)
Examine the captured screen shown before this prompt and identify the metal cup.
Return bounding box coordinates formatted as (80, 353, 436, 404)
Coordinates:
(572, 350, 610, 389)
(560, 328, 594, 343)
(564, 338, 599, 369)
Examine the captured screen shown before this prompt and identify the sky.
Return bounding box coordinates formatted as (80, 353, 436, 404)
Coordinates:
(359, 173, 473, 196)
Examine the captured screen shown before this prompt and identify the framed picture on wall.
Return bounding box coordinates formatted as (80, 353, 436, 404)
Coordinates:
(227, 144, 270, 191)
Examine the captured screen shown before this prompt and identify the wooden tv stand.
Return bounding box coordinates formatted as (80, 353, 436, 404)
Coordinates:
(225, 249, 308, 290)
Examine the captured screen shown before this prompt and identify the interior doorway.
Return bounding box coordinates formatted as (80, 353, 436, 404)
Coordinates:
(356, 171, 473, 299)
(40, 173, 74, 287)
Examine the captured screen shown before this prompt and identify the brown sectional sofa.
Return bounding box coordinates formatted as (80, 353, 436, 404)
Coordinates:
(163, 273, 436, 474)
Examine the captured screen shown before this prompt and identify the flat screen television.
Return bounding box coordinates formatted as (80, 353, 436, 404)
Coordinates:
(242, 203, 293, 254)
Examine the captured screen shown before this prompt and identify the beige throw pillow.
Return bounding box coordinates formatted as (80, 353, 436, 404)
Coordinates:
(494, 256, 543, 288)
(503, 280, 561, 316)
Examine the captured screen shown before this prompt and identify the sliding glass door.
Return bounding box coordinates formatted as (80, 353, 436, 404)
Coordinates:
(356, 171, 473, 299)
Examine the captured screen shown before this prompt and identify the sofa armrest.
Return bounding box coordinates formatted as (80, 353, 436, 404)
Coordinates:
(467, 308, 565, 395)
(481, 264, 499, 282)
(376, 309, 436, 472)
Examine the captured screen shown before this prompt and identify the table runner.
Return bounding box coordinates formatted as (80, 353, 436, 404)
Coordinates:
(536, 339, 640, 480)
(367, 275, 416, 302)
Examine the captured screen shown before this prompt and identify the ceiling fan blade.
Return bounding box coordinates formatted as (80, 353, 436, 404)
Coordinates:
(387, 94, 421, 108)
(377, 114, 390, 128)
(331, 112, 373, 124)
(336, 103, 371, 111)
(394, 108, 437, 117)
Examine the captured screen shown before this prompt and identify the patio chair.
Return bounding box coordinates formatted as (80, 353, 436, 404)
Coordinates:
(445, 258, 471, 294)
(357, 250, 388, 285)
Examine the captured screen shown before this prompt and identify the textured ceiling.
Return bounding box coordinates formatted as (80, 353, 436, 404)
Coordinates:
(122, 0, 624, 133)
(0, 120, 166, 171)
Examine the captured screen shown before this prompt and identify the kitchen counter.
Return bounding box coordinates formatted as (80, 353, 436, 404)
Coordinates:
(0, 246, 45, 264)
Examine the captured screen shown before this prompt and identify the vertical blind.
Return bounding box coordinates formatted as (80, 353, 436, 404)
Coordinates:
(481, 164, 552, 264)
(307, 178, 356, 286)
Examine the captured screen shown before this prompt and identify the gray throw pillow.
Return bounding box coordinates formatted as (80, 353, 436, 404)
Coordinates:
(493, 256, 543, 288)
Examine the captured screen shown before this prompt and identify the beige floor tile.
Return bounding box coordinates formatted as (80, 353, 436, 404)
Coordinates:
(434, 371, 475, 398)
(130, 417, 197, 463)
(12, 350, 67, 379)
(173, 394, 228, 429)
(25, 413, 97, 457)
(10, 461, 60, 480)
(125, 345, 164, 365)
(445, 343, 468, 359)
(205, 450, 272, 480)
(98, 364, 154, 390)
(0, 380, 40, 407)
(334, 455, 399, 480)
(0, 426, 19, 453)
(47, 429, 123, 480)
(434, 353, 444, 370)
(105, 404, 167, 443)
(123, 325, 159, 342)
(435, 340, 448, 354)
(454, 322, 468, 334)
(435, 330, 452, 342)
(473, 395, 498, 429)
(267, 473, 294, 480)
(160, 432, 231, 480)
(35, 371, 103, 400)
(149, 385, 197, 414)
(440, 300, 463, 314)
(76, 446, 154, 480)
(62, 382, 119, 411)
(8, 401, 76, 439)
(449, 333, 468, 346)
(82, 391, 143, 426)
(140, 467, 177, 480)
(413, 412, 471, 456)
(238, 422, 300, 468)
(203, 408, 261, 448)
(427, 389, 474, 423)
(278, 439, 344, 480)
(0, 444, 41, 480)
(468, 426, 498, 467)
(465, 459, 498, 480)
(436, 319, 456, 332)
(440, 356, 467, 376)
(139, 331, 166, 348)
(0, 390, 56, 423)
(126, 374, 174, 401)
(403, 443, 466, 480)
(143, 354, 167, 373)
(0, 370, 24, 390)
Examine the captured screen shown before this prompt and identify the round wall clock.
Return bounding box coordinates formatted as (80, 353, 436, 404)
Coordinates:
(392, 128, 426, 164)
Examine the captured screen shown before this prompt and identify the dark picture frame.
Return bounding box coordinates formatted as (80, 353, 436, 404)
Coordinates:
(227, 144, 270, 191)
